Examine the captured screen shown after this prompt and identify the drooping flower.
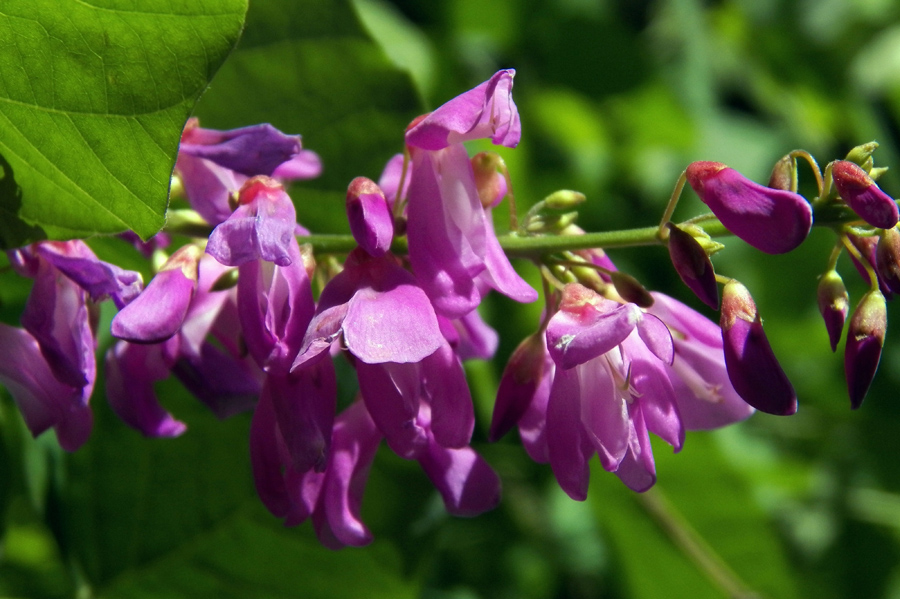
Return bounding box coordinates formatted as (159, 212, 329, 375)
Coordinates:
(346, 177, 394, 257)
(720, 279, 797, 415)
(685, 161, 813, 254)
(543, 284, 679, 498)
(403, 70, 537, 318)
(817, 269, 849, 352)
(293, 248, 472, 458)
(831, 160, 899, 230)
(665, 222, 719, 309)
(176, 119, 321, 226)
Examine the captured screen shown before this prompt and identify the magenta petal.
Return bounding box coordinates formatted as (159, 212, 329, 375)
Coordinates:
(406, 69, 521, 150)
(623, 335, 684, 451)
(172, 342, 260, 419)
(111, 268, 196, 343)
(343, 254, 444, 364)
(407, 145, 487, 318)
(546, 368, 594, 501)
(377, 153, 409, 208)
(418, 440, 501, 517)
(721, 281, 797, 415)
(490, 333, 548, 442)
(180, 123, 301, 177)
(176, 154, 242, 226)
(479, 210, 539, 304)
(636, 313, 674, 365)
(577, 358, 629, 471)
(547, 299, 642, 369)
(21, 261, 95, 390)
(423, 342, 474, 448)
(517, 352, 554, 464)
(614, 405, 656, 492)
(447, 309, 498, 361)
(249, 391, 292, 518)
(0, 324, 93, 451)
(35, 241, 143, 308)
(272, 149, 322, 180)
(316, 401, 381, 548)
(832, 160, 899, 229)
(686, 162, 812, 254)
(356, 361, 427, 458)
(264, 363, 337, 473)
(105, 342, 187, 438)
(347, 177, 394, 257)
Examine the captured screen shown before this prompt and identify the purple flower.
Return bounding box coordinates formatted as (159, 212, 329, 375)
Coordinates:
(686, 161, 812, 254)
(845, 290, 886, 409)
(543, 284, 678, 498)
(207, 176, 301, 267)
(403, 70, 537, 317)
(106, 255, 261, 437)
(490, 332, 549, 442)
(832, 160, 899, 230)
(9, 241, 141, 393)
(0, 323, 92, 451)
(176, 119, 321, 226)
(876, 227, 900, 295)
(720, 280, 797, 415)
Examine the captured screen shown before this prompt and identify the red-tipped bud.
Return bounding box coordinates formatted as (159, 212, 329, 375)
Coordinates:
(346, 177, 394, 257)
(832, 160, 899, 229)
(876, 227, 900, 294)
(845, 290, 887, 409)
(720, 280, 797, 415)
(490, 333, 549, 442)
(817, 269, 849, 352)
(686, 161, 812, 254)
(471, 152, 508, 208)
(666, 222, 719, 309)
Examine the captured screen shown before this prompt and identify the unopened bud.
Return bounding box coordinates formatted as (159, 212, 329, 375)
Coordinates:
(721, 280, 797, 415)
(490, 333, 549, 442)
(768, 155, 797, 192)
(845, 290, 887, 409)
(876, 227, 900, 294)
(347, 177, 393, 257)
(543, 189, 586, 210)
(610, 271, 654, 308)
(816, 269, 849, 352)
(844, 141, 879, 167)
(832, 160, 899, 229)
(471, 152, 507, 208)
(666, 222, 718, 309)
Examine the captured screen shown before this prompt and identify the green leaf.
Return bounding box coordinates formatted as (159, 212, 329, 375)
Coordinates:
(54, 377, 417, 598)
(0, 0, 248, 248)
(190, 0, 420, 236)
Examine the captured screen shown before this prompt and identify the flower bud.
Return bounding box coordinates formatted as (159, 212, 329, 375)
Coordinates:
(666, 222, 718, 309)
(876, 227, 900, 294)
(346, 177, 394, 257)
(768, 155, 797, 192)
(490, 333, 548, 442)
(686, 161, 812, 254)
(831, 160, 900, 229)
(845, 290, 887, 409)
(720, 280, 797, 415)
(844, 141, 879, 167)
(831, 160, 899, 229)
(471, 152, 508, 208)
(543, 189, 587, 210)
(817, 269, 849, 352)
(610, 271, 654, 308)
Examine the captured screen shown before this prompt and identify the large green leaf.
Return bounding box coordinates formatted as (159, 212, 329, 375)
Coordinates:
(0, 0, 248, 248)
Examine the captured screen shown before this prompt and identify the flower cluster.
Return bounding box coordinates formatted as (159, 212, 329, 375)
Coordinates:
(2, 70, 896, 548)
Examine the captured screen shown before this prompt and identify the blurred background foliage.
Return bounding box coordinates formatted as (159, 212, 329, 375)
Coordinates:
(4, 0, 900, 597)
